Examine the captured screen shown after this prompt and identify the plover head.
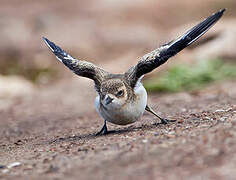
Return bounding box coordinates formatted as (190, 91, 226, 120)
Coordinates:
(99, 78, 131, 110)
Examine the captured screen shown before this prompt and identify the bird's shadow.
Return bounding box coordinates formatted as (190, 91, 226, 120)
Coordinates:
(49, 122, 173, 144)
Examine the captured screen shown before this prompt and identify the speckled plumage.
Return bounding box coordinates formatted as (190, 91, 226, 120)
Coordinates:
(43, 9, 225, 134)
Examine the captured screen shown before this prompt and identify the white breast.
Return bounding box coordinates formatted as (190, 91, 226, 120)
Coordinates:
(95, 83, 147, 125)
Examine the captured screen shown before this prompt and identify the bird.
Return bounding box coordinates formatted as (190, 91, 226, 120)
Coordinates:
(43, 9, 225, 135)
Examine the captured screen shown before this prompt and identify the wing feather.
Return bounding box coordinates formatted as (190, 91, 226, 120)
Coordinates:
(43, 37, 109, 86)
(125, 9, 226, 87)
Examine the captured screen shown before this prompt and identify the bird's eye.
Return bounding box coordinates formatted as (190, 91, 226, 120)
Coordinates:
(116, 90, 124, 97)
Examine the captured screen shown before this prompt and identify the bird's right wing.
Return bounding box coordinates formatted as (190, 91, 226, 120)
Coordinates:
(125, 9, 226, 87)
(43, 37, 109, 86)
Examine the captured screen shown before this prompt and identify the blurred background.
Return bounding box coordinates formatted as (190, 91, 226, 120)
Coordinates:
(0, 0, 236, 110)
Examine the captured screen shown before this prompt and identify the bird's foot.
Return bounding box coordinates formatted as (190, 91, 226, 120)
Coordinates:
(95, 123, 110, 136)
(145, 105, 176, 125)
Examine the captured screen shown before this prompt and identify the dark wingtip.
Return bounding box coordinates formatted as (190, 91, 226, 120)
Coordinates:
(42, 37, 57, 52)
(220, 8, 226, 14)
(161, 8, 226, 58)
(42, 37, 70, 63)
(42, 37, 49, 43)
(215, 8, 226, 17)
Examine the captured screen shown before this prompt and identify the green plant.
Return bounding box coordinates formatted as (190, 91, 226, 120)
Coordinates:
(144, 59, 236, 92)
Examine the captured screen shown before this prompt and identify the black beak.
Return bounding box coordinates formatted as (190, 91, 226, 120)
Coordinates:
(105, 96, 114, 105)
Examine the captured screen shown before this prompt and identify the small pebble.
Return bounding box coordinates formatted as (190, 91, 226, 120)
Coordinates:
(220, 117, 227, 122)
(7, 162, 21, 169)
(203, 117, 211, 120)
(181, 108, 187, 112)
(78, 148, 88, 152)
(142, 139, 148, 143)
(226, 108, 233, 112)
(215, 109, 225, 113)
(154, 133, 159, 136)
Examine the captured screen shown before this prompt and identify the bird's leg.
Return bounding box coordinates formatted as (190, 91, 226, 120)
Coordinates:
(95, 120, 109, 135)
(145, 105, 176, 124)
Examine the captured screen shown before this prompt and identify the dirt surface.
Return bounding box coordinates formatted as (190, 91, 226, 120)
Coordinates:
(0, 79, 236, 180)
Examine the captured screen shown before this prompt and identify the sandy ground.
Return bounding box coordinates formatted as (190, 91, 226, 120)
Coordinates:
(0, 79, 236, 180)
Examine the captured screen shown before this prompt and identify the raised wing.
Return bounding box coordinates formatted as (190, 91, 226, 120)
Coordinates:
(43, 37, 109, 86)
(125, 9, 226, 87)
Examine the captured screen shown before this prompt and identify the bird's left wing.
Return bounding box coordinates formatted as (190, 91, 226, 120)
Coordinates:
(125, 9, 226, 87)
(43, 37, 109, 86)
